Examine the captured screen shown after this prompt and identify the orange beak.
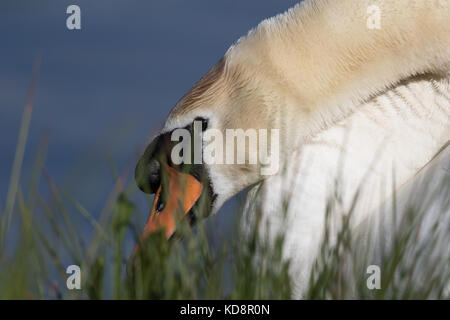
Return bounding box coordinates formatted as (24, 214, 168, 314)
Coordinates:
(133, 165, 203, 255)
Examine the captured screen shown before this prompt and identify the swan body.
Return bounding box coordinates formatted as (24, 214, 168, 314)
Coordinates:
(246, 74, 450, 296)
(135, 0, 450, 297)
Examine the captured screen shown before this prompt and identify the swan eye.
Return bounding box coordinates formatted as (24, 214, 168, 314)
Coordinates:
(194, 117, 208, 131)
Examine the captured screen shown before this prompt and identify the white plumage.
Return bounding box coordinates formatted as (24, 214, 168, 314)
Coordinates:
(151, 0, 450, 297)
(246, 74, 450, 296)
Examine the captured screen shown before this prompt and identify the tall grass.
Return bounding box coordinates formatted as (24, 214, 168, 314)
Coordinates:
(0, 63, 448, 299)
(0, 61, 291, 299)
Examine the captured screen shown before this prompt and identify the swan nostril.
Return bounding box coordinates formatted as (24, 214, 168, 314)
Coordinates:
(156, 195, 165, 212)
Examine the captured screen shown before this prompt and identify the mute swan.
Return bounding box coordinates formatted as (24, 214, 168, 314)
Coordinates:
(134, 0, 450, 297)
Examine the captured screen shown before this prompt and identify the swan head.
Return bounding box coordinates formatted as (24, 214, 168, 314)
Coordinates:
(135, 55, 283, 240)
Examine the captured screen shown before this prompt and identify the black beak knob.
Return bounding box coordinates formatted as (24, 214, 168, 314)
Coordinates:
(135, 157, 161, 194)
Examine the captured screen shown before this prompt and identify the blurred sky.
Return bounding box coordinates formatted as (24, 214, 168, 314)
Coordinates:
(0, 0, 299, 244)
